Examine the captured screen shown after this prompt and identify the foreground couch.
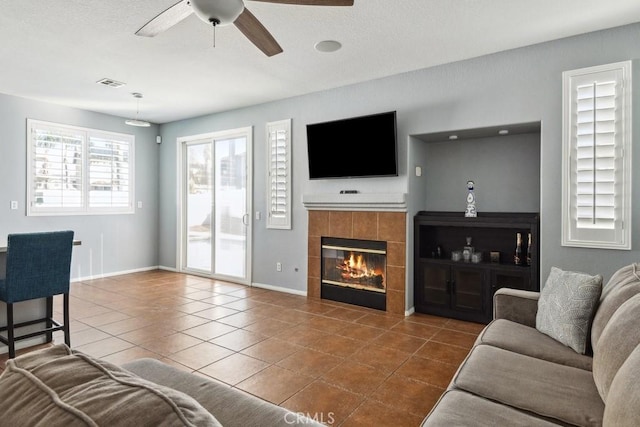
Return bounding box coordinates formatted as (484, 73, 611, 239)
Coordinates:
(422, 262, 640, 426)
(0, 344, 322, 426)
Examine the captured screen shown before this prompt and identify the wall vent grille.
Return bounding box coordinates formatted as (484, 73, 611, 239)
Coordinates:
(96, 78, 126, 88)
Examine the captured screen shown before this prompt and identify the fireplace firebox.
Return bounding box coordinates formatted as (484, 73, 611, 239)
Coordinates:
(321, 237, 386, 311)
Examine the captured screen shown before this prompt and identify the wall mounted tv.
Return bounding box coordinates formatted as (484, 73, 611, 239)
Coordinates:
(306, 111, 398, 179)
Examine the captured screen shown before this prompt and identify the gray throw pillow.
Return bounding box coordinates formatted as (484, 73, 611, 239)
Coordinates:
(536, 266, 602, 354)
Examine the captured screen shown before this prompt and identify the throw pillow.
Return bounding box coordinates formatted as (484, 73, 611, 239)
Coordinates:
(536, 266, 602, 354)
(0, 344, 221, 427)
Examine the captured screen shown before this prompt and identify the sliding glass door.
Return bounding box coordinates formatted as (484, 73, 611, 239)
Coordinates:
(181, 128, 252, 284)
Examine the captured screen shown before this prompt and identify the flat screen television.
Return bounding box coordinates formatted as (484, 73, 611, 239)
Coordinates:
(306, 111, 398, 179)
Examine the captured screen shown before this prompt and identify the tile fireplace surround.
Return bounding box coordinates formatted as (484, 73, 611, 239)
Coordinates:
(307, 210, 407, 315)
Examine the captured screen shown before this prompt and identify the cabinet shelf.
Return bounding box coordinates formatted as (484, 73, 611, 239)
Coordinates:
(418, 257, 531, 270)
(414, 211, 539, 324)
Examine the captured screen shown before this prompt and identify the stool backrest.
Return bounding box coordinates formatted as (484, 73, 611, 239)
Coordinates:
(4, 231, 74, 303)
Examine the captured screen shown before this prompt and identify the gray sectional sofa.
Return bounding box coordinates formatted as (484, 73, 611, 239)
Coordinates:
(422, 262, 640, 426)
(0, 344, 322, 426)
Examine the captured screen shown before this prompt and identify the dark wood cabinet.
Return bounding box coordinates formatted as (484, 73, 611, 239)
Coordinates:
(414, 212, 539, 323)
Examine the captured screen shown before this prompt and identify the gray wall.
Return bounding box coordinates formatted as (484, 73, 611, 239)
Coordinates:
(163, 23, 640, 310)
(421, 133, 541, 213)
(0, 93, 161, 280)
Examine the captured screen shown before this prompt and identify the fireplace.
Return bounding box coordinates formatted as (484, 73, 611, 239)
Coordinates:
(321, 237, 387, 311)
(307, 210, 406, 315)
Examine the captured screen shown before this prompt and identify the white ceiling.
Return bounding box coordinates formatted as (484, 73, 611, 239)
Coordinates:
(2, 0, 640, 124)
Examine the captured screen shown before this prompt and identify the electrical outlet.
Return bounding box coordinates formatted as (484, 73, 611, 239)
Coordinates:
(276, 262, 282, 272)
(255, 211, 261, 220)
(137, 201, 143, 209)
(10, 201, 18, 210)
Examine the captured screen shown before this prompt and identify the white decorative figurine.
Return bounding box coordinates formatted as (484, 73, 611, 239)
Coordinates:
(465, 180, 477, 217)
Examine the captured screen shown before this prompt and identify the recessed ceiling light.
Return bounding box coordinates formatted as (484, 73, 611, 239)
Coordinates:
(314, 40, 342, 53)
(498, 129, 509, 135)
(449, 135, 458, 140)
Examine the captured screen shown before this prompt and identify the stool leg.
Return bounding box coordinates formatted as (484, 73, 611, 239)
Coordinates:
(63, 293, 70, 348)
(46, 296, 53, 343)
(7, 303, 15, 359)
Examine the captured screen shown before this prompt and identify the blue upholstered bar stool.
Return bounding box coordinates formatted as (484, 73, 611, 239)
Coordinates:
(0, 230, 74, 358)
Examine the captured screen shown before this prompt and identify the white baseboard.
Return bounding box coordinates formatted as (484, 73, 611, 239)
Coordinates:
(404, 306, 416, 317)
(252, 282, 307, 297)
(71, 266, 160, 283)
(158, 265, 179, 273)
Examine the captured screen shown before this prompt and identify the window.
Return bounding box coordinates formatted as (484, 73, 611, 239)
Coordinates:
(266, 119, 291, 229)
(561, 61, 632, 249)
(27, 119, 135, 216)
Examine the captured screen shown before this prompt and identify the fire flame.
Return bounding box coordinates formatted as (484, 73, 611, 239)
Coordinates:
(339, 252, 382, 280)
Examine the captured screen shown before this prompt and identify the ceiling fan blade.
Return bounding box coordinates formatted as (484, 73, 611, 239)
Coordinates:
(234, 8, 283, 57)
(250, 0, 353, 5)
(136, 0, 193, 37)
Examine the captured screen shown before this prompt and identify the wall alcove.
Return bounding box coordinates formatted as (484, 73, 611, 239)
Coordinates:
(413, 122, 541, 213)
(409, 122, 542, 320)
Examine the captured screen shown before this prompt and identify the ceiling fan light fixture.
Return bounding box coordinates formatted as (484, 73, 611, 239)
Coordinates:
(314, 40, 342, 53)
(125, 93, 151, 127)
(190, 0, 244, 26)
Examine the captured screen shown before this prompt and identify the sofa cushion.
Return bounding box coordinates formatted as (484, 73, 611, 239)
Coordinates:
(475, 319, 592, 370)
(421, 389, 561, 427)
(0, 344, 221, 427)
(123, 358, 325, 427)
(592, 293, 640, 402)
(603, 343, 640, 426)
(453, 344, 604, 427)
(591, 262, 640, 351)
(536, 266, 602, 354)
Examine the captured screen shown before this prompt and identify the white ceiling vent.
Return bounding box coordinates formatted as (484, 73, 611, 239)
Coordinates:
(96, 78, 126, 88)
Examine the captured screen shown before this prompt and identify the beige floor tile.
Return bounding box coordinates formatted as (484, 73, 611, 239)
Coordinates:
(138, 332, 204, 356)
(210, 329, 267, 352)
(277, 348, 343, 378)
(282, 380, 364, 426)
(199, 353, 270, 385)
(167, 342, 234, 370)
(236, 365, 314, 405)
(181, 321, 237, 341)
(241, 338, 303, 364)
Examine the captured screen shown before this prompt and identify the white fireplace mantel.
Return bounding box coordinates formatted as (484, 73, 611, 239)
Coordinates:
(302, 193, 407, 212)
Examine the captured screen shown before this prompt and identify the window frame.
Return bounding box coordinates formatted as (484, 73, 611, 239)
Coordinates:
(561, 61, 632, 250)
(266, 119, 292, 230)
(27, 119, 135, 216)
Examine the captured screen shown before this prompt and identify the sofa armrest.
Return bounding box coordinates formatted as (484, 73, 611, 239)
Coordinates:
(493, 288, 540, 328)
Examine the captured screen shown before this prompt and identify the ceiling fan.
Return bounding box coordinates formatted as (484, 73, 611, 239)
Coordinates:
(136, 0, 354, 57)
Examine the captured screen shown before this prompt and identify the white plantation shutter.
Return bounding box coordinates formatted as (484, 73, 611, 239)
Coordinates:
(27, 119, 135, 216)
(89, 134, 133, 209)
(30, 124, 84, 212)
(562, 61, 632, 249)
(266, 119, 291, 229)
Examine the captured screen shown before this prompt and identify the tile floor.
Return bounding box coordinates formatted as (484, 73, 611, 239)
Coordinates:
(0, 270, 484, 427)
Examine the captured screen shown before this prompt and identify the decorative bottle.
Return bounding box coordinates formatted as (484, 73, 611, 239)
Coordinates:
(463, 237, 474, 262)
(526, 233, 532, 266)
(514, 233, 522, 265)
